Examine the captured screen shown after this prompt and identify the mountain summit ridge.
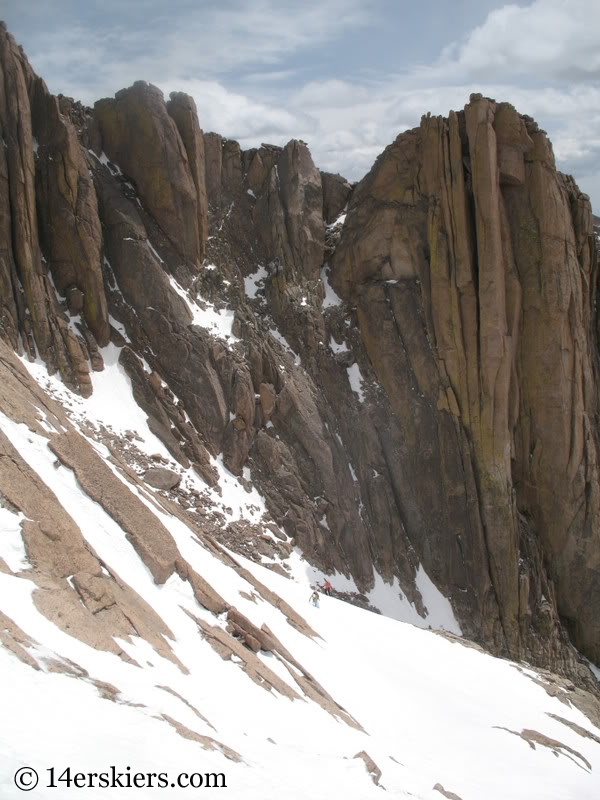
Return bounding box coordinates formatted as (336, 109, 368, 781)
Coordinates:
(0, 21, 599, 686)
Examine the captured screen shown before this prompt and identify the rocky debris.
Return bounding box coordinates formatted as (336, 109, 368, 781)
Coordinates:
(211, 519, 293, 565)
(143, 466, 181, 490)
(94, 81, 204, 269)
(353, 751, 382, 786)
(0, 339, 339, 722)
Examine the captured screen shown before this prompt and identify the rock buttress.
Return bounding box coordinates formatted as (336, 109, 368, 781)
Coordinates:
(94, 82, 203, 269)
(333, 94, 600, 665)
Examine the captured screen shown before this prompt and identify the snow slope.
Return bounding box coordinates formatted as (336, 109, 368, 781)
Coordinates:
(1, 351, 600, 799)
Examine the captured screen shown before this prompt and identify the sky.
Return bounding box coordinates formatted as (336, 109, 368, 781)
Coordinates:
(3, 0, 600, 208)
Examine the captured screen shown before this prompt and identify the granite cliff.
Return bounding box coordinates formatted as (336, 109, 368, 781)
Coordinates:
(1, 22, 599, 688)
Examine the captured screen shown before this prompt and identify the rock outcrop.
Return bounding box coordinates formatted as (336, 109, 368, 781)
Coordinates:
(94, 82, 205, 268)
(29, 78, 109, 346)
(333, 94, 600, 664)
(0, 20, 599, 683)
(321, 171, 352, 224)
(0, 23, 100, 395)
(254, 139, 324, 281)
(166, 91, 209, 259)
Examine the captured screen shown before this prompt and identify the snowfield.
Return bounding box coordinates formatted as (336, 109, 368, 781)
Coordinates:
(1, 351, 600, 799)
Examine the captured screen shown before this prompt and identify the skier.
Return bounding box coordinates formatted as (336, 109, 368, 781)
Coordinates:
(309, 590, 320, 608)
(322, 579, 332, 596)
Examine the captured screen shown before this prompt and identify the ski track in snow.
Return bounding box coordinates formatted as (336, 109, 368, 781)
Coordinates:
(2, 344, 600, 798)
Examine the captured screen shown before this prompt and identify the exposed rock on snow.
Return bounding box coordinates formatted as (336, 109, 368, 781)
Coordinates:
(353, 751, 382, 786)
(1, 23, 600, 762)
(143, 466, 181, 491)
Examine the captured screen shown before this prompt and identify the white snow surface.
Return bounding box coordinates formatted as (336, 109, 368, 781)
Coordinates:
(329, 335, 349, 353)
(244, 265, 268, 298)
(3, 345, 600, 799)
(169, 276, 239, 343)
(0, 506, 29, 572)
(88, 149, 122, 175)
(269, 327, 301, 367)
(347, 362, 366, 402)
(321, 266, 343, 309)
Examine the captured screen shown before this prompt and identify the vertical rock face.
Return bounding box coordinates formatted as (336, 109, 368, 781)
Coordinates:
(0, 23, 96, 395)
(94, 82, 204, 268)
(166, 91, 208, 260)
(321, 171, 353, 224)
(1, 21, 599, 678)
(29, 77, 110, 345)
(0, 23, 49, 356)
(254, 140, 324, 281)
(333, 94, 600, 664)
(203, 132, 223, 209)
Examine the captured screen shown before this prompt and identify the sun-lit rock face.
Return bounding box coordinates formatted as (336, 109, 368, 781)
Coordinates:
(94, 81, 206, 269)
(0, 18, 599, 683)
(333, 94, 600, 665)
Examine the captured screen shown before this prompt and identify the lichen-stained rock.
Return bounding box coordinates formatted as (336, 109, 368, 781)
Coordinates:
(254, 139, 324, 282)
(94, 82, 202, 268)
(29, 76, 110, 346)
(166, 91, 208, 260)
(333, 93, 600, 665)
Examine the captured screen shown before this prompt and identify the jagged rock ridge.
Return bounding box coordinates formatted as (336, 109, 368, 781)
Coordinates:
(0, 21, 599, 686)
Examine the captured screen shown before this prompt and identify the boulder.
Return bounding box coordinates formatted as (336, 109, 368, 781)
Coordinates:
(144, 466, 181, 490)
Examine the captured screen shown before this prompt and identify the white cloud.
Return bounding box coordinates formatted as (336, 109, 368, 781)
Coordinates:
(435, 0, 600, 81)
(20, 0, 375, 102)
(8, 0, 600, 207)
